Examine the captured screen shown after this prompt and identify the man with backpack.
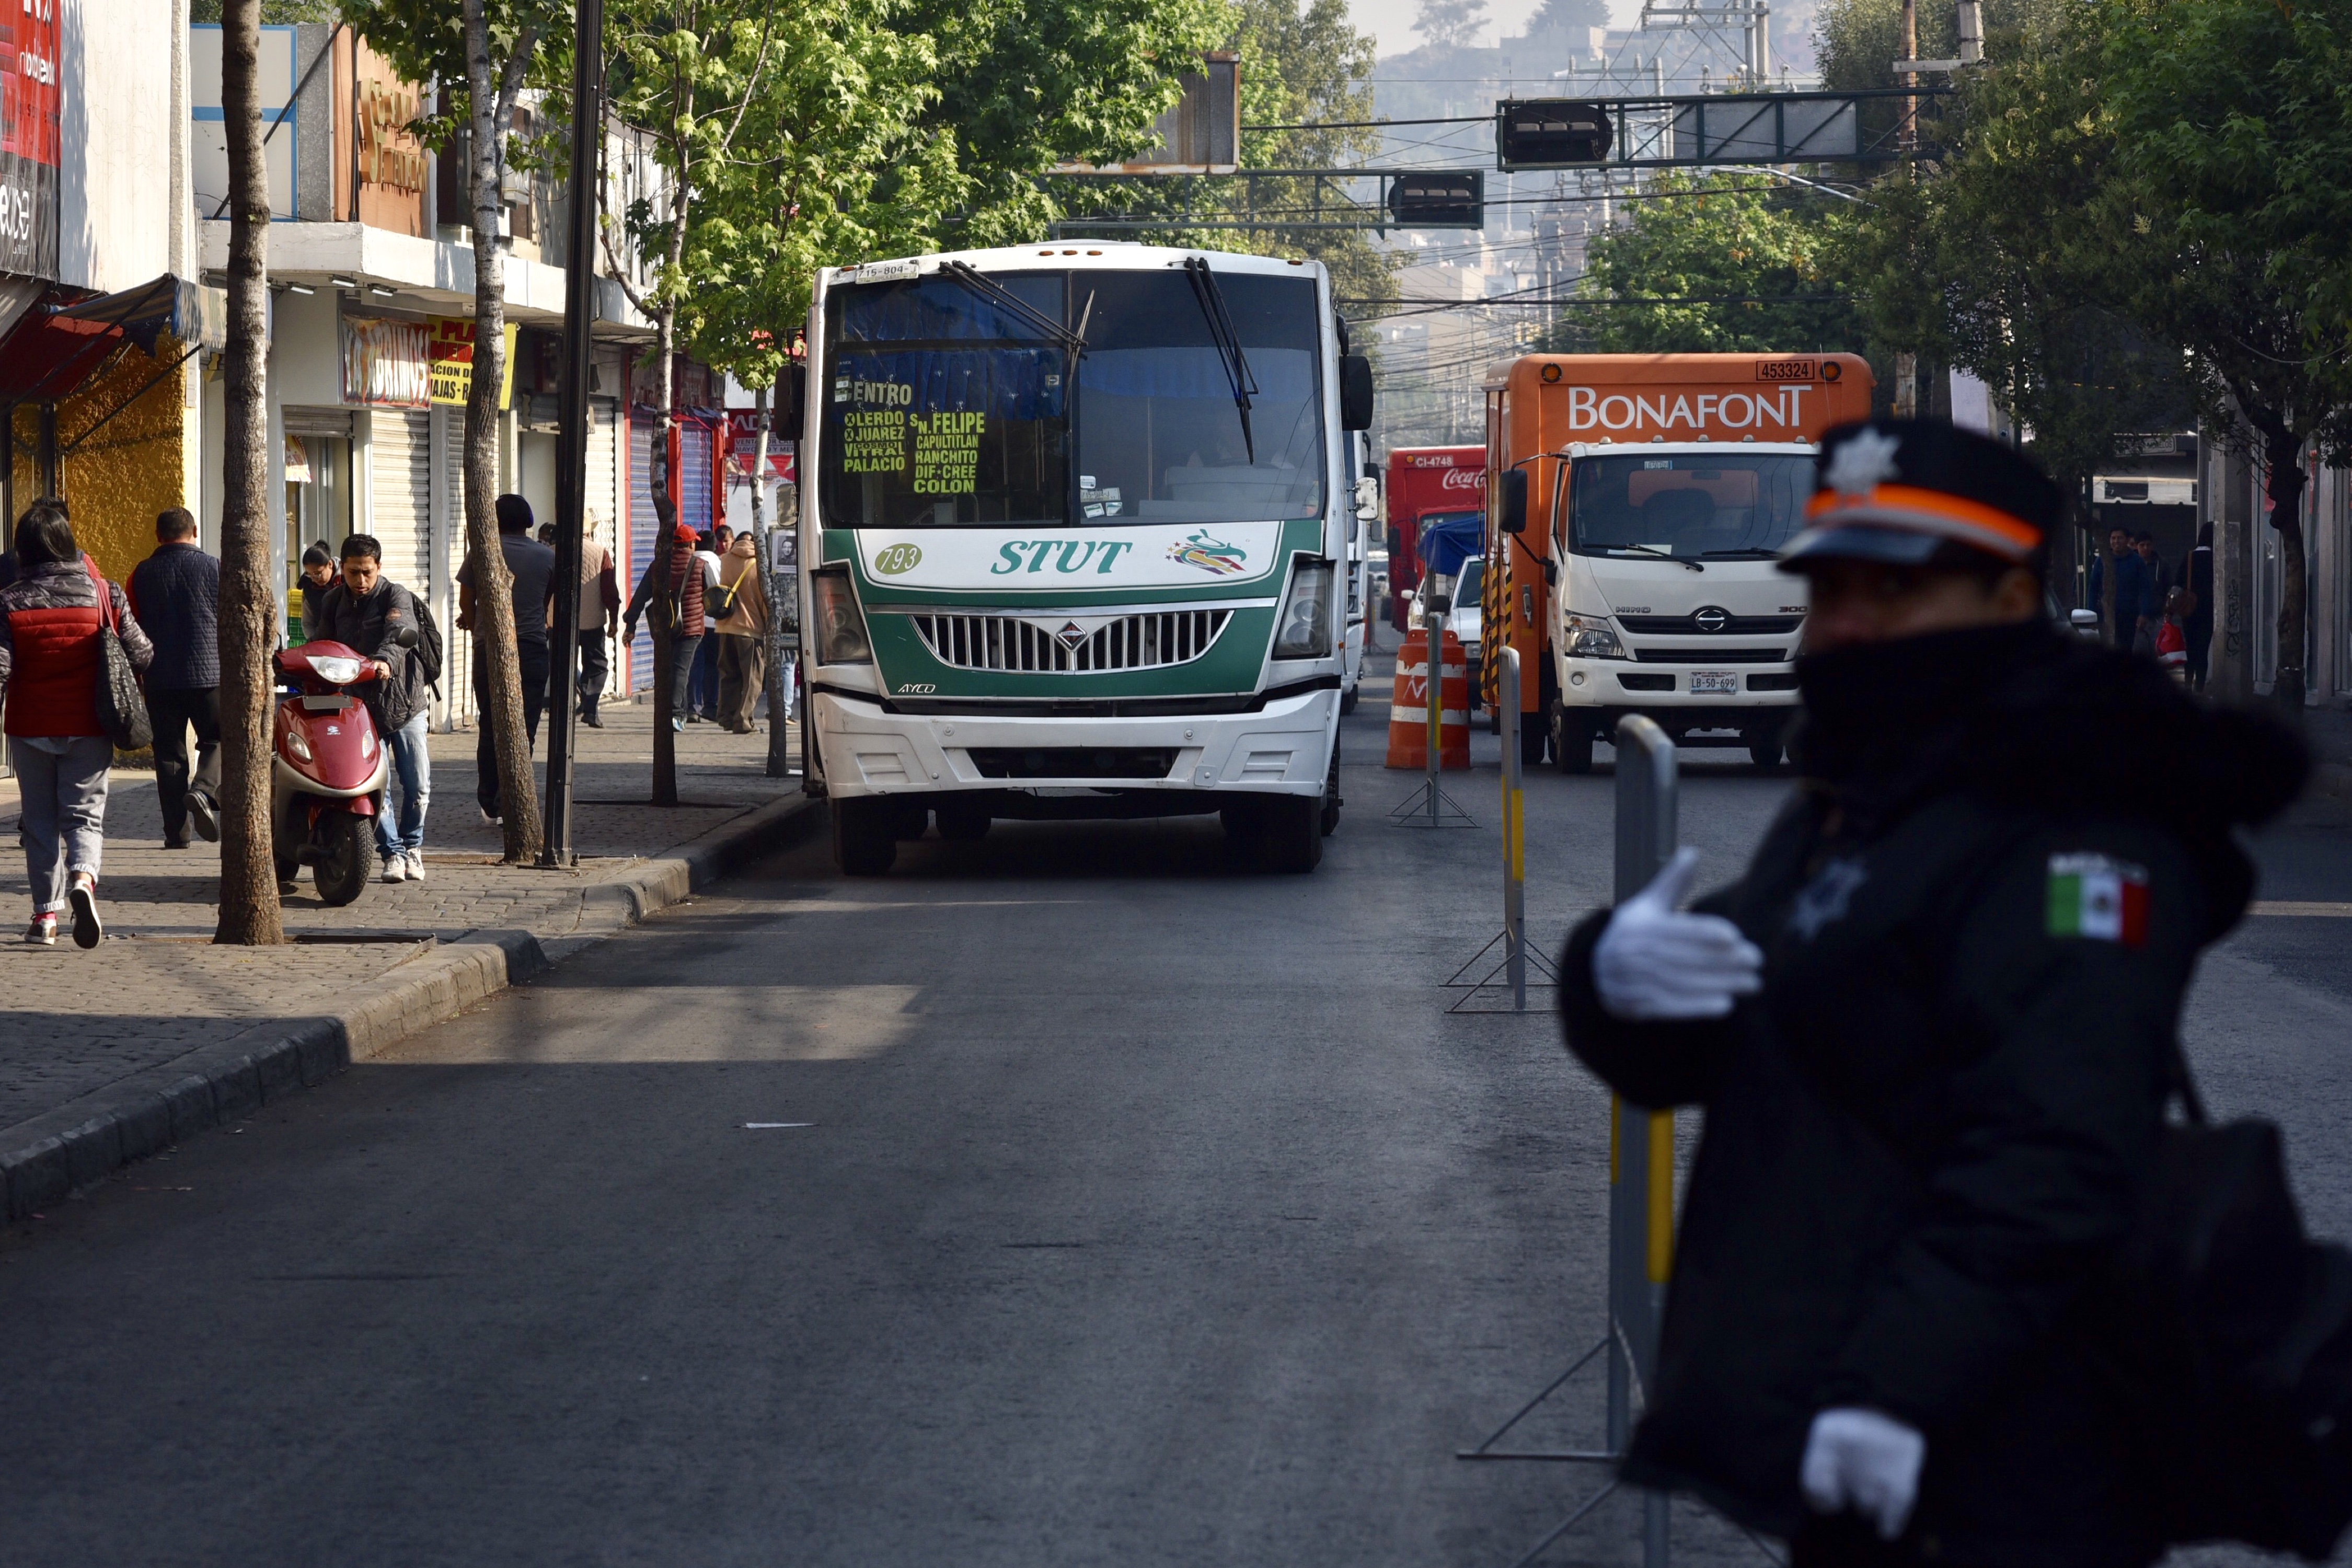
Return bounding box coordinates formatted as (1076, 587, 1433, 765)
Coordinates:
(1557, 421, 2310, 1567)
(310, 534, 437, 884)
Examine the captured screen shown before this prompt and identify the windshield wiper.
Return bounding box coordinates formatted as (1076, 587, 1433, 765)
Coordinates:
(936, 260, 1087, 354)
(1611, 544, 1705, 572)
(1698, 548, 1780, 559)
(1182, 256, 1258, 464)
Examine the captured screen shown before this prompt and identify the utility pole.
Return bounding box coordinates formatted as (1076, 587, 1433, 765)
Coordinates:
(540, 0, 603, 866)
(1891, 0, 1919, 419)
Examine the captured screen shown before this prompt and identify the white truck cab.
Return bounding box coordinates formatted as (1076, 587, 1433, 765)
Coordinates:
(1546, 439, 1816, 771)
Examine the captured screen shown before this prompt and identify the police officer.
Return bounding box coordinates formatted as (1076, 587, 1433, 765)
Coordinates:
(1558, 420, 2307, 1567)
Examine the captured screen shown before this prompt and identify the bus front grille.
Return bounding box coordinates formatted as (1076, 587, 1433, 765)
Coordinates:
(907, 610, 1233, 674)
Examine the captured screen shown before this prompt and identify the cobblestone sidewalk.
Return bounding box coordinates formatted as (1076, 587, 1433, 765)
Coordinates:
(0, 700, 813, 1216)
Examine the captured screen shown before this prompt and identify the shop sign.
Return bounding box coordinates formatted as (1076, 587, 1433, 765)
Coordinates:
(340, 315, 430, 407)
(0, 0, 60, 278)
(426, 317, 518, 408)
(728, 411, 794, 482)
(357, 78, 426, 194)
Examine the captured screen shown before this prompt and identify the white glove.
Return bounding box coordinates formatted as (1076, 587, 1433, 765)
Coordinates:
(1592, 846, 1764, 1020)
(1800, 1407, 1926, 1540)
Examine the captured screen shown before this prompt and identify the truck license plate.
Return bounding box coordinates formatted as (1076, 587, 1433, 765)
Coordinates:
(1689, 672, 1739, 695)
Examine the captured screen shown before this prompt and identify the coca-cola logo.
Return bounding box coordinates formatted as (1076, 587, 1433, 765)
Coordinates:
(1440, 468, 1485, 491)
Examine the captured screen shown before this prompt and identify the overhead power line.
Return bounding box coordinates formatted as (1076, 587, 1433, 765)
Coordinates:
(1243, 114, 1494, 132)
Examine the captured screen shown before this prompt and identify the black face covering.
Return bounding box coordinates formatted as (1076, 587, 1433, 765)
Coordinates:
(1793, 619, 2053, 792)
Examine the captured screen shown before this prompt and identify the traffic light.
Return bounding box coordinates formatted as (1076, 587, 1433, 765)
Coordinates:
(1385, 170, 1484, 229)
(1496, 100, 1612, 169)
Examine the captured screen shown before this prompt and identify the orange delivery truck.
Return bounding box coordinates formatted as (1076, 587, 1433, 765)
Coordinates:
(1479, 352, 1876, 772)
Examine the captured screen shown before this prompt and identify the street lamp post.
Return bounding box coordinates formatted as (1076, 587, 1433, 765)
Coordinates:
(541, 0, 605, 868)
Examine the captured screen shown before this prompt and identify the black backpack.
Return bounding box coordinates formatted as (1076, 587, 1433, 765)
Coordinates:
(408, 591, 445, 689)
(2097, 1062, 2352, 1559)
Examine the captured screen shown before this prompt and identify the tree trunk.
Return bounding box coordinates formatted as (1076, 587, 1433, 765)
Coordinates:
(2261, 420, 2308, 717)
(212, 0, 282, 947)
(748, 385, 793, 777)
(463, 0, 541, 861)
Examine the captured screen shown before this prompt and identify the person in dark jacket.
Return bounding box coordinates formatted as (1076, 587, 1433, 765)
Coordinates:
(1558, 420, 2307, 1568)
(311, 533, 432, 884)
(126, 508, 222, 848)
(2183, 523, 2215, 690)
(298, 543, 336, 641)
(456, 494, 557, 825)
(622, 523, 708, 734)
(0, 502, 155, 948)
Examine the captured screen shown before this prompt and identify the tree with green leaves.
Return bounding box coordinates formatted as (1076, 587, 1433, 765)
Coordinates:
(2092, 0, 2352, 710)
(1835, 31, 2188, 508)
(1415, 0, 1486, 49)
(903, 0, 1231, 248)
(347, 0, 563, 861)
(1550, 175, 1870, 356)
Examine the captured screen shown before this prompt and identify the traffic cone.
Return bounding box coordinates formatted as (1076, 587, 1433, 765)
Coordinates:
(1387, 629, 1431, 768)
(1386, 629, 1473, 770)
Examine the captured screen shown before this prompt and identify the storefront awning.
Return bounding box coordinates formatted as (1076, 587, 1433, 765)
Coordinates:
(0, 274, 225, 408)
(52, 274, 227, 355)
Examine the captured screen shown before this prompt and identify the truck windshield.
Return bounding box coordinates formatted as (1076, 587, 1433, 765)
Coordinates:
(818, 267, 1324, 529)
(1567, 453, 1814, 560)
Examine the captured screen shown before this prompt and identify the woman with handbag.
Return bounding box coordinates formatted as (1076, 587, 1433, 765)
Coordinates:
(0, 501, 155, 948)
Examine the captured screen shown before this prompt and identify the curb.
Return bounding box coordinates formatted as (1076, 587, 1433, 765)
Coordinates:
(1, 791, 823, 1222)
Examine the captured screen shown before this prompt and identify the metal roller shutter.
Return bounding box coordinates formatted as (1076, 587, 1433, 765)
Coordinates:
(629, 414, 658, 690)
(368, 410, 431, 591)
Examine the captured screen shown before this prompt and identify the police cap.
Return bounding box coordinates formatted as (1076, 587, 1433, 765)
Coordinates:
(1778, 418, 2065, 574)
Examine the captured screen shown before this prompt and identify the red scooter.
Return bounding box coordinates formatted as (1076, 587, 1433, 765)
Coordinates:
(272, 636, 402, 905)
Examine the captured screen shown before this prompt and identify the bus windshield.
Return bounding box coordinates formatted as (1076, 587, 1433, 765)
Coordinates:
(1567, 453, 1814, 560)
(818, 268, 1325, 530)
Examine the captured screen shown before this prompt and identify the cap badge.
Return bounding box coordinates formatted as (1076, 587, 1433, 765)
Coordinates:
(1825, 428, 1901, 499)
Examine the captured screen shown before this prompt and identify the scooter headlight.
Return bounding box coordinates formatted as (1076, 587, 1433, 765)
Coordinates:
(307, 655, 364, 685)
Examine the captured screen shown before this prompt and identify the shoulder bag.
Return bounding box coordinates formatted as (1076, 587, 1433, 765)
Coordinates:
(86, 560, 152, 751)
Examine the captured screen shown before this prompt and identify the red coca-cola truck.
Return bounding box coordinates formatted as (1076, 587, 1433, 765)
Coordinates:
(1382, 445, 1487, 630)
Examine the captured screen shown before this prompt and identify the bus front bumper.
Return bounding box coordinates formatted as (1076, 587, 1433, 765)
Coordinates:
(809, 687, 1339, 804)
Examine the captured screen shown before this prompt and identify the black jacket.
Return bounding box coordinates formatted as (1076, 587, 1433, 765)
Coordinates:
(1559, 621, 2305, 1567)
(126, 542, 220, 690)
(310, 579, 430, 732)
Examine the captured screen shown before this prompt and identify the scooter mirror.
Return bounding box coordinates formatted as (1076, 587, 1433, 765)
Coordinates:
(390, 624, 421, 649)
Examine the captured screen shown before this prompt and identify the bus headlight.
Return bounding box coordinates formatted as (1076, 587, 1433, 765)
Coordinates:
(1273, 559, 1335, 659)
(1564, 613, 1625, 660)
(811, 569, 872, 664)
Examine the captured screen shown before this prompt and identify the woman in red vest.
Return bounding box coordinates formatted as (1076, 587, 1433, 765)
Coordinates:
(0, 501, 154, 948)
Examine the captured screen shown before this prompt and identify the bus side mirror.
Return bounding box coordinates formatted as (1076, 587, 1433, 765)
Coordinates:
(1498, 468, 1528, 534)
(1340, 354, 1374, 431)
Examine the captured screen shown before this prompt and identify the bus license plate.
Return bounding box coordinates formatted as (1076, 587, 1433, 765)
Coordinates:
(1689, 672, 1739, 695)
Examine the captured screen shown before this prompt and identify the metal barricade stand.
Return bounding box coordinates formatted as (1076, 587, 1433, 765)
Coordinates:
(1459, 715, 1679, 1568)
(1446, 648, 1560, 1012)
(1390, 598, 1477, 828)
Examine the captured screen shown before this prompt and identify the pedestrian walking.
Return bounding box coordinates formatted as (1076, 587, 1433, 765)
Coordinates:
(622, 523, 706, 734)
(2131, 532, 2165, 652)
(310, 534, 434, 882)
(688, 526, 726, 722)
(711, 529, 768, 734)
(298, 543, 335, 641)
(2184, 523, 2214, 689)
(1557, 420, 2307, 1568)
(456, 494, 557, 826)
(2085, 526, 2146, 649)
(0, 501, 154, 948)
(125, 507, 221, 848)
(575, 526, 620, 728)
(2155, 586, 2189, 679)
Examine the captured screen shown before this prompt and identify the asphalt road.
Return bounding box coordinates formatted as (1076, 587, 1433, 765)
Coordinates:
(4, 683, 2349, 1567)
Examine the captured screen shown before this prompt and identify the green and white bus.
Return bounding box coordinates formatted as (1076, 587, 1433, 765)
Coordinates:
(796, 244, 1375, 875)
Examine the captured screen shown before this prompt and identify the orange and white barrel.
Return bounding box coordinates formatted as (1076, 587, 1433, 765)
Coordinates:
(1387, 629, 1472, 769)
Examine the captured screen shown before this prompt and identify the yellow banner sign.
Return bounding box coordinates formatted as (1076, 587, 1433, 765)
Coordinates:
(426, 317, 519, 409)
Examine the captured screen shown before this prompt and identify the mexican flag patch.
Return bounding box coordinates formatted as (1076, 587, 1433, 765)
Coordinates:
(2047, 852, 2150, 946)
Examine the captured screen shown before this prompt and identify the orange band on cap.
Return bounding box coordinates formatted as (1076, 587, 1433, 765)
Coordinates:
(1806, 483, 2044, 551)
